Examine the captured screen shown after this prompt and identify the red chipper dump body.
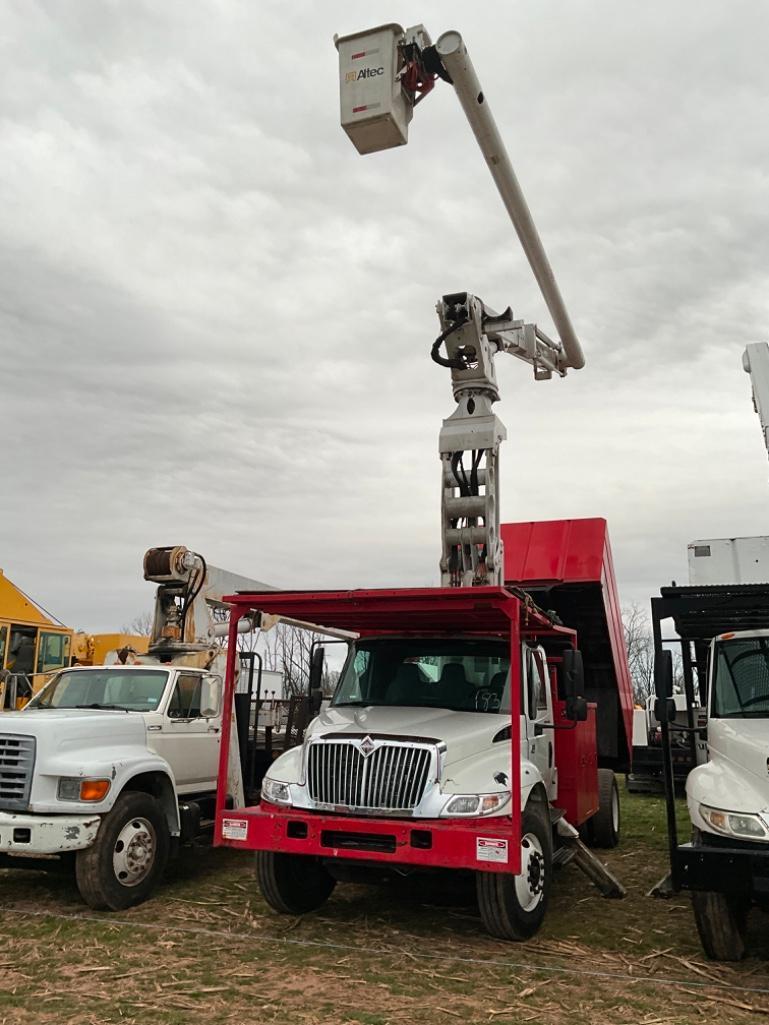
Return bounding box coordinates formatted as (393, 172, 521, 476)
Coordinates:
(502, 517, 633, 772)
(214, 518, 631, 886)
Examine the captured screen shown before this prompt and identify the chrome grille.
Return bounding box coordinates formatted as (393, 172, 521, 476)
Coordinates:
(307, 740, 432, 813)
(0, 734, 35, 811)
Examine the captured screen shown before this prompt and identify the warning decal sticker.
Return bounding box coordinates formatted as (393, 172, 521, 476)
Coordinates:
(476, 837, 509, 864)
(222, 818, 249, 841)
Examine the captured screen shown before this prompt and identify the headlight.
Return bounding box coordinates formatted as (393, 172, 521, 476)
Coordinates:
(700, 804, 769, 841)
(261, 777, 292, 806)
(442, 792, 511, 817)
(57, 778, 111, 802)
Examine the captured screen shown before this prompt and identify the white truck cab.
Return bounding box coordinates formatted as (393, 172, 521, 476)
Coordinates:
(262, 636, 555, 823)
(688, 629, 769, 844)
(0, 663, 224, 909)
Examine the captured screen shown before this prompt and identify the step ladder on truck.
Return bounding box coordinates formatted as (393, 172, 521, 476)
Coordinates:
(651, 342, 769, 961)
(214, 24, 632, 942)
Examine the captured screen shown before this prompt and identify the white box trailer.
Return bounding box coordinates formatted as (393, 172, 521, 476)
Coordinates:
(688, 536, 769, 586)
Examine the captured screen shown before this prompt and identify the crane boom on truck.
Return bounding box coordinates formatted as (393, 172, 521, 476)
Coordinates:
(335, 24, 585, 587)
(213, 26, 632, 945)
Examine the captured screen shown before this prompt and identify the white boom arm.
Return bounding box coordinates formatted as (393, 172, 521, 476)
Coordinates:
(335, 24, 585, 585)
(743, 342, 769, 460)
(335, 24, 585, 372)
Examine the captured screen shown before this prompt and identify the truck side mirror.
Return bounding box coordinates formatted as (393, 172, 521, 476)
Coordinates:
(309, 646, 325, 715)
(565, 696, 588, 722)
(200, 676, 221, 717)
(562, 649, 587, 722)
(653, 650, 676, 724)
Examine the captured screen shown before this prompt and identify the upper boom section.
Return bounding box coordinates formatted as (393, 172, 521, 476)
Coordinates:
(334, 23, 585, 373)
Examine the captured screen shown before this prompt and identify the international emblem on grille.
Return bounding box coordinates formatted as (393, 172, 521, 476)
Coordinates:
(359, 735, 375, 757)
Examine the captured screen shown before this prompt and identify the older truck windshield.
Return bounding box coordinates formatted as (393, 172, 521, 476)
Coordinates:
(713, 638, 769, 718)
(332, 638, 510, 713)
(28, 669, 169, 712)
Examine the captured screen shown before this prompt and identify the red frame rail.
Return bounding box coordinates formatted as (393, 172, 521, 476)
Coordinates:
(214, 587, 561, 876)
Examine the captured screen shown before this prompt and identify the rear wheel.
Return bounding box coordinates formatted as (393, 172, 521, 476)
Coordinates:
(692, 890, 748, 961)
(476, 803, 552, 941)
(590, 769, 620, 848)
(256, 851, 336, 915)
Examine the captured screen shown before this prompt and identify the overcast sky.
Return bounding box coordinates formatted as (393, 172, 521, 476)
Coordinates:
(2, 0, 769, 632)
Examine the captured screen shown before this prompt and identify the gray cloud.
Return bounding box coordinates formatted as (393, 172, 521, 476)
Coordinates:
(2, 0, 768, 631)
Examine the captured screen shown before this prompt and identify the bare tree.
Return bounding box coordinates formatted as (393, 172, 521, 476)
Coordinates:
(623, 603, 655, 704)
(120, 610, 153, 636)
(623, 603, 686, 704)
(262, 625, 341, 697)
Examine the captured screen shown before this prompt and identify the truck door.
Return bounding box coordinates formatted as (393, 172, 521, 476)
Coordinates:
(149, 672, 222, 794)
(524, 646, 556, 800)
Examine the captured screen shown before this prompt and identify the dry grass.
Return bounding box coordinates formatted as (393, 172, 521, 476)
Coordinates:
(0, 788, 767, 1023)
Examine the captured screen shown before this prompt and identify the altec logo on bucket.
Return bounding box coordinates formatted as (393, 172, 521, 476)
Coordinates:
(346, 66, 384, 82)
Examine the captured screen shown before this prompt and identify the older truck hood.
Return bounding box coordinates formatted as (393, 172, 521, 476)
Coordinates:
(311, 704, 509, 767)
(0, 709, 146, 753)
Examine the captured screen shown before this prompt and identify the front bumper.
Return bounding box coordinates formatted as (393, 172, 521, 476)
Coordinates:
(0, 811, 101, 855)
(673, 842, 769, 897)
(216, 802, 520, 874)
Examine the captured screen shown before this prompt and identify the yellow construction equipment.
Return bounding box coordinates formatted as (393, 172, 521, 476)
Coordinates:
(0, 567, 147, 707)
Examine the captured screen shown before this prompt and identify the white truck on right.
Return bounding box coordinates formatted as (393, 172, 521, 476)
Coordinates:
(652, 585, 769, 959)
(651, 342, 769, 960)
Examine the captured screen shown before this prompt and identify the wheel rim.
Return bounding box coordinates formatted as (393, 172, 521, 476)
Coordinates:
(113, 817, 157, 887)
(515, 832, 545, 912)
(611, 785, 620, 834)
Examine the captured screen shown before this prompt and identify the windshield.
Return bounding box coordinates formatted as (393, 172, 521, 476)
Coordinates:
(713, 639, 769, 718)
(332, 638, 510, 714)
(28, 669, 169, 712)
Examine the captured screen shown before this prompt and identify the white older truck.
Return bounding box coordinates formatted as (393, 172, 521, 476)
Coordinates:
(0, 545, 273, 910)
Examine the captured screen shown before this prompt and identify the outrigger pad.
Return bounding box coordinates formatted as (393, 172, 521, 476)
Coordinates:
(648, 873, 675, 899)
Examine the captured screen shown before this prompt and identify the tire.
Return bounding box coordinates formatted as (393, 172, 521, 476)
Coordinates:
(476, 802, 552, 941)
(256, 851, 336, 915)
(75, 792, 170, 911)
(692, 890, 748, 961)
(590, 769, 620, 848)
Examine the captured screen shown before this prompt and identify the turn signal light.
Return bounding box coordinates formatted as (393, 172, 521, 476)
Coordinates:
(79, 780, 110, 801)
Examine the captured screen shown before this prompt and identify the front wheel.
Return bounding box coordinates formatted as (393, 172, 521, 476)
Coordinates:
(692, 890, 748, 961)
(476, 803, 552, 941)
(75, 791, 170, 911)
(256, 851, 336, 915)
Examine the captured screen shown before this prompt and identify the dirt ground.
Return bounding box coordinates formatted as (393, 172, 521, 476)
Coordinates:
(0, 788, 767, 1024)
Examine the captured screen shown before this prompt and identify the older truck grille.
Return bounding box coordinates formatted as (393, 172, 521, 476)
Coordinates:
(307, 741, 432, 813)
(0, 734, 35, 811)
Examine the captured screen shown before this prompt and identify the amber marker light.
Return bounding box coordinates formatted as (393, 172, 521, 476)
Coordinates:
(79, 780, 110, 801)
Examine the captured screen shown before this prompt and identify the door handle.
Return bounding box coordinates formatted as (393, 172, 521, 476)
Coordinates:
(147, 725, 162, 732)
(208, 726, 221, 734)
